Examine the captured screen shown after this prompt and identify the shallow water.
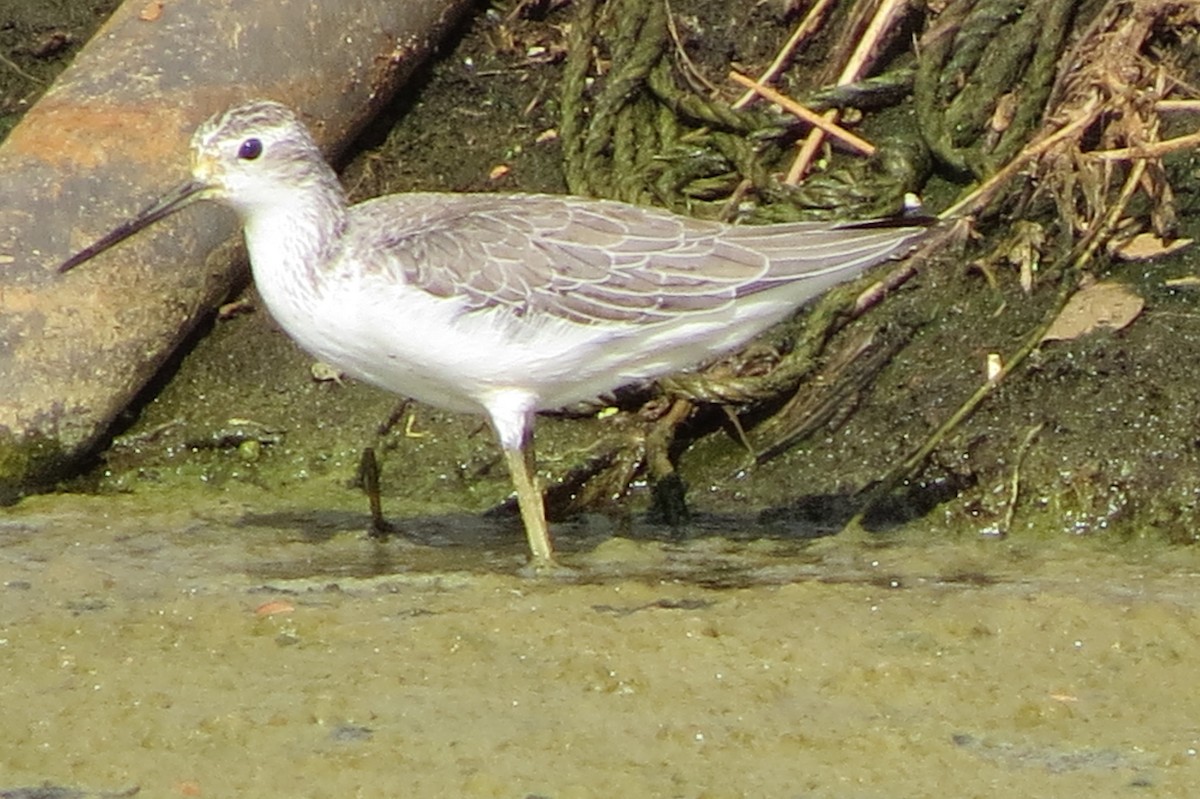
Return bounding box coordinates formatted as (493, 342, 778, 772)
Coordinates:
(2, 491, 1198, 797)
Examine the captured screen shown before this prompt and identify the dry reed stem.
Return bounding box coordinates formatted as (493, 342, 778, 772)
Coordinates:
(728, 70, 877, 156)
(730, 0, 838, 110)
(787, 0, 914, 182)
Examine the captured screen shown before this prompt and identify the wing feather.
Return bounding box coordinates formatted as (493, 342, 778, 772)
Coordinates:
(347, 192, 922, 324)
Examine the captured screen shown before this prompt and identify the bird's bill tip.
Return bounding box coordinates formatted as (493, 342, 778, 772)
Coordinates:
(57, 178, 209, 274)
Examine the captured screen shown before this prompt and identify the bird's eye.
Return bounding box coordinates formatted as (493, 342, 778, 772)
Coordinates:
(237, 138, 263, 160)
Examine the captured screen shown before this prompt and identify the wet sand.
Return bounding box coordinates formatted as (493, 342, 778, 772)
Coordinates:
(2, 491, 1198, 797)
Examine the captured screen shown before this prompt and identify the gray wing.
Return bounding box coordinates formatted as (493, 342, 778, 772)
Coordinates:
(349, 192, 922, 325)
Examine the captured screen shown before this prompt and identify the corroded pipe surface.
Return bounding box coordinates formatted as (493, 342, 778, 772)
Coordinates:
(0, 0, 473, 500)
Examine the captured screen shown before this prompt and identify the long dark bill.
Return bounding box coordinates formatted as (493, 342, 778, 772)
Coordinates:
(57, 178, 209, 273)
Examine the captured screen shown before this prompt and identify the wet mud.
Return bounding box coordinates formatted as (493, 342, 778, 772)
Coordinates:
(3, 492, 1199, 797)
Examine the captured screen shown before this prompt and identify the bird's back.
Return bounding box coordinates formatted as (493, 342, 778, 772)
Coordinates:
(345, 192, 924, 325)
(322, 192, 925, 411)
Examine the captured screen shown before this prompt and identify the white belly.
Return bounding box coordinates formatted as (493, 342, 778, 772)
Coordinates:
(258, 264, 798, 416)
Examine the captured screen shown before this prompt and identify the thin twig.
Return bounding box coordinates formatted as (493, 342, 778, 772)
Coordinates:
(728, 70, 876, 156)
(1000, 422, 1045, 536)
(1088, 129, 1200, 160)
(787, 0, 913, 182)
(0, 51, 43, 85)
(1156, 99, 1200, 113)
(664, 0, 721, 95)
(731, 0, 837, 110)
(939, 95, 1103, 221)
(835, 0, 912, 87)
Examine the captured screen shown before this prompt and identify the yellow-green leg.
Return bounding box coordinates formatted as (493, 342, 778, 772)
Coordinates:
(502, 444, 555, 567)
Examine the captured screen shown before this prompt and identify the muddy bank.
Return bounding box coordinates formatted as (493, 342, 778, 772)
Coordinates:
(2, 492, 1199, 797)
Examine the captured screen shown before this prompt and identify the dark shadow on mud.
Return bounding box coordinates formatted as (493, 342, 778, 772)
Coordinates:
(232, 473, 968, 584)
